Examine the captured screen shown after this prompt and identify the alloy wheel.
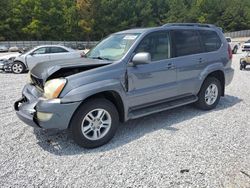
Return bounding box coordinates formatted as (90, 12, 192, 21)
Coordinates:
(81, 108, 112, 141)
(205, 83, 218, 105)
(12, 63, 23, 74)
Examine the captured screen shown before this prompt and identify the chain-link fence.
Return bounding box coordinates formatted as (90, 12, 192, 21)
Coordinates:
(224, 30, 250, 38)
(0, 41, 98, 50)
(1, 30, 250, 50)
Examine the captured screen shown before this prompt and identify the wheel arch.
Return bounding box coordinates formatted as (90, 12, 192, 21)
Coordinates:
(12, 60, 27, 73)
(68, 90, 125, 129)
(13, 60, 27, 69)
(204, 70, 225, 96)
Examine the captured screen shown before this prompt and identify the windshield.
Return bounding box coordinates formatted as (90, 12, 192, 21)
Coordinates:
(86, 33, 140, 61)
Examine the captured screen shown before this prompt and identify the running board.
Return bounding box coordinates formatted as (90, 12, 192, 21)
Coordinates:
(128, 95, 198, 120)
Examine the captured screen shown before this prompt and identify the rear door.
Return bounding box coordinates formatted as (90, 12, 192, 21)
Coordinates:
(171, 29, 205, 95)
(127, 31, 178, 107)
(49, 47, 79, 61)
(171, 29, 222, 95)
(49, 47, 68, 61)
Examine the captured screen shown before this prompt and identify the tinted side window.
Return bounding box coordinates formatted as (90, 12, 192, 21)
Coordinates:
(32, 47, 47, 54)
(135, 32, 170, 61)
(199, 30, 222, 52)
(172, 30, 203, 57)
(50, 47, 68, 53)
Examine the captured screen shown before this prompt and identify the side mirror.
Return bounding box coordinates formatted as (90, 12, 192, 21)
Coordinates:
(132, 52, 151, 66)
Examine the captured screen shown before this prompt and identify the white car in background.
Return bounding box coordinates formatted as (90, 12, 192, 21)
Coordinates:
(0, 52, 20, 71)
(226, 37, 239, 54)
(11, 45, 83, 74)
(0, 45, 8, 52)
(242, 39, 250, 52)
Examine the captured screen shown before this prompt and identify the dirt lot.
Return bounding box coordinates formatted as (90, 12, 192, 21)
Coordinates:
(0, 53, 249, 187)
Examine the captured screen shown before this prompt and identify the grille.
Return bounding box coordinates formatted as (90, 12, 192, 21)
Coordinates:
(31, 75, 44, 90)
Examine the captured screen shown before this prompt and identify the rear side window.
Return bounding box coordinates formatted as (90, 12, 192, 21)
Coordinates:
(50, 47, 68, 53)
(172, 30, 203, 57)
(199, 30, 222, 52)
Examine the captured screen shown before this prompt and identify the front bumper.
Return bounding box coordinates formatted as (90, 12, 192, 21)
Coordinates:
(0, 60, 13, 71)
(14, 84, 81, 130)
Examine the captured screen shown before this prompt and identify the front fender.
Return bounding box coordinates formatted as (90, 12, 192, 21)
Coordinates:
(61, 79, 125, 103)
(14, 56, 27, 67)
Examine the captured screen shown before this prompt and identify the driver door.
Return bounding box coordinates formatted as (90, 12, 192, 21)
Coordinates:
(26, 47, 50, 70)
(127, 31, 178, 108)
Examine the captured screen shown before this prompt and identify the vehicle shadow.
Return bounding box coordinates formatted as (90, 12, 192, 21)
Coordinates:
(0, 70, 28, 74)
(242, 67, 250, 71)
(33, 95, 242, 155)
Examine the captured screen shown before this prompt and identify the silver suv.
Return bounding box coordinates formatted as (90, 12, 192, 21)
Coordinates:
(15, 23, 234, 148)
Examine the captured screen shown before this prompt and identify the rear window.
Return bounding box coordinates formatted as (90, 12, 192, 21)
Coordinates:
(172, 30, 203, 57)
(199, 30, 222, 52)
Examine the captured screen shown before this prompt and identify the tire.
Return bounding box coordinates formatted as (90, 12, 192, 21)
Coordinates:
(12, 61, 25, 74)
(195, 77, 222, 110)
(241, 61, 247, 70)
(70, 98, 119, 148)
(233, 46, 238, 54)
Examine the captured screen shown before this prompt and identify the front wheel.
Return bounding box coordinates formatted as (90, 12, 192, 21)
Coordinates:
(12, 62, 25, 74)
(70, 98, 119, 148)
(195, 77, 222, 110)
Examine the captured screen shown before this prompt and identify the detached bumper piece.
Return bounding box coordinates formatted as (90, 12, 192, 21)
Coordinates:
(14, 84, 81, 130)
(14, 97, 40, 128)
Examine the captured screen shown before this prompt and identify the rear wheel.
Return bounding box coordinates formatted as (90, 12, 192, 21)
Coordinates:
(70, 98, 119, 148)
(12, 61, 25, 74)
(195, 77, 222, 110)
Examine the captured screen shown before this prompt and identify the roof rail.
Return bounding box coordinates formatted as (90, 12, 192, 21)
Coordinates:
(162, 23, 216, 28)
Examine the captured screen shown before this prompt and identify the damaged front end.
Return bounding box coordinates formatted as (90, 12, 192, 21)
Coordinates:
(15, 57, 112, 129)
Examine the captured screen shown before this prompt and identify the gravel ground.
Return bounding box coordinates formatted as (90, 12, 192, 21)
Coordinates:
(0, 53, 250, 188)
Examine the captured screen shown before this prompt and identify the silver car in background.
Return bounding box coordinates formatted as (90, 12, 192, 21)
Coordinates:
(0, 53, 20, 71)
(0, 45, 8, 52)
(11, 45, 83, 73)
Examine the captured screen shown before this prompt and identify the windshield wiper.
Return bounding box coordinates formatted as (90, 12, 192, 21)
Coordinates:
(91, 56, 112, 61)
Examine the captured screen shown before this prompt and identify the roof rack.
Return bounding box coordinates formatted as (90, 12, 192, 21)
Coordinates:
(162, 23, 216, 28)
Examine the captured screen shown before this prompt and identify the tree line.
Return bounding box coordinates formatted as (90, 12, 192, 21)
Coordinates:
(0, 0, 250, 41)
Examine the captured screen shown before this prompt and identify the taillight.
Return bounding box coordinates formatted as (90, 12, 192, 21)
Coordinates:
(228, 44, 232, 60)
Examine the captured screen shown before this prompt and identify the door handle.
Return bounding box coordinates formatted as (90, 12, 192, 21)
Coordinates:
(166, 63, 175, 69)
(199, 58, 204, 64)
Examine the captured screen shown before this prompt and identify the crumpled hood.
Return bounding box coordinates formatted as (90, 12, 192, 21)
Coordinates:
(0, 53, 20, 60)
(30, 57, 111, 82)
